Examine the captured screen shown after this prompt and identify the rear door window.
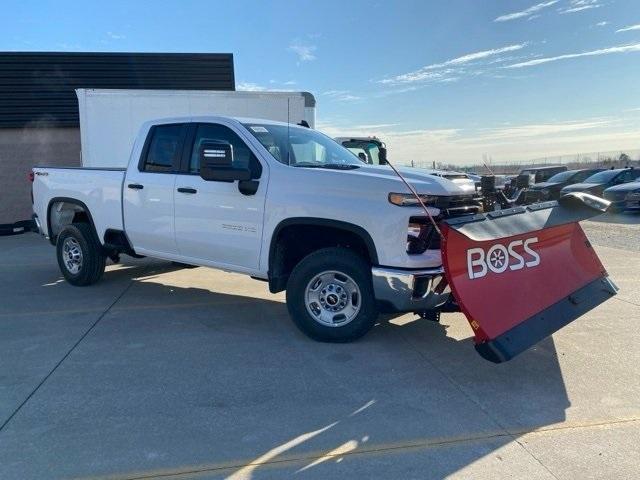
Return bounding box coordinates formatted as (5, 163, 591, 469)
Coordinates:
(619, 169, 639, 182)
(574, 170, 595, 182)
(142, 124, 187, 173)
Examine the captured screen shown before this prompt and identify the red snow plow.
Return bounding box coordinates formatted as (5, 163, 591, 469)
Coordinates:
(441, 193, 618, 363)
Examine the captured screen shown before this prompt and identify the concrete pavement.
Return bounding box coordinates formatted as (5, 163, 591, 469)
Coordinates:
(0, 227, 638, 479)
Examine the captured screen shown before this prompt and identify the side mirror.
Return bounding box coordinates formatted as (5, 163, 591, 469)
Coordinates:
(379, 147, 388, 165)
(199, 142, 251, 182)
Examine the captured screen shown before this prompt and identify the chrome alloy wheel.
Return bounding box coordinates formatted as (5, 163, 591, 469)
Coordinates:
(304, 270, 361, 327)
(62, 237, 83, 274)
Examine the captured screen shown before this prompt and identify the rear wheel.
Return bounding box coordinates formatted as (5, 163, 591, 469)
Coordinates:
(286, 247, 378, 342)
(56, 223, 106, 286)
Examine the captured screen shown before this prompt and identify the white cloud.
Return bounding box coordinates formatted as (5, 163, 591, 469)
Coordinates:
(616, 24, 640, 33)
(458, 119, 614, 143)
(505, 43, 640, 68)
(353, 123, 399, 129)
(494, 1, 559, 22)
(595, 21, 609, 26)
(106, 31, 125, 40)
(238, 80, 300, 91)
(236, 82, 268, 92)
(559, 0, 601, 14)
(380, 44, 527, 85)
(316, 116, 639, 165)
(560, 5, 600, 14)
(289, 43, 316, 62)
(323, 90, 361, 101)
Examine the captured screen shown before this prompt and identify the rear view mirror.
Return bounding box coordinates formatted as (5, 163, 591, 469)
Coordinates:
(199, 142, 251, 182)
(379, 147, 388, 165)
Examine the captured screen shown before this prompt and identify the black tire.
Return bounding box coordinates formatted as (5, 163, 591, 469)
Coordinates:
(286, 247, 378, 342)
(56, 223, 106, 286)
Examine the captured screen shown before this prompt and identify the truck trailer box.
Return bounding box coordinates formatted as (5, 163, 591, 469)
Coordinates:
(76, 88, 316, 167)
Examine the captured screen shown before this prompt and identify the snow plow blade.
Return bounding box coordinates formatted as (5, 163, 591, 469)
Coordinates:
(441, 193, 618, 363)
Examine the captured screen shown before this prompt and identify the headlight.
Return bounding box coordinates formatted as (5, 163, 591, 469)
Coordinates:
(406, 218, 438, 254)
(389, 193, 438, 207)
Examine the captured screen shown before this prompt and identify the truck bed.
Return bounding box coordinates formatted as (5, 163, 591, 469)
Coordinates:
(32, 166, 126, 241)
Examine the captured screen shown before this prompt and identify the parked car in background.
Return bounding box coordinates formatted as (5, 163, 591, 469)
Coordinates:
(502, 167, 566, 197)
(525, 168, 604, 202)
(466, 173, 481, 190)
(519, 165, 567, 184)
(604, 181, 640, 212)
(561, 168, 640, 197)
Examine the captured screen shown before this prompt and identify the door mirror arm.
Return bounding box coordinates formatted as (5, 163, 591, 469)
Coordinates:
(238, 179, 260, 195)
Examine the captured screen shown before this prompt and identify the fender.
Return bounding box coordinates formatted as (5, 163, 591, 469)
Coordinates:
(46, 197, 99, 246)
(268, 217, 379, 272)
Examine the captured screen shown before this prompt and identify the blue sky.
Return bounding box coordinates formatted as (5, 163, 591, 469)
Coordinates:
(3, 0, 640, 164)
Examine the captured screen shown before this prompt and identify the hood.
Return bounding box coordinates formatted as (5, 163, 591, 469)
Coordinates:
(353, 165, 469, 196)
(604, 181, 640, 193)
(399, 167, 476, 192)
(530, 181, 562, 190)
(561, 182, 600, 192)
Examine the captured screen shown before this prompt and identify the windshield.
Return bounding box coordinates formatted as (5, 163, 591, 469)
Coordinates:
(242, 123, 362, 167)
(547, 171, 575, 183)
(584, 170, 620, 183)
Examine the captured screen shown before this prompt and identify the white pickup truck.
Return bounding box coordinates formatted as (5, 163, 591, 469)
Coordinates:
(32, 116, 616, 361)
(32, 116, 480, 342)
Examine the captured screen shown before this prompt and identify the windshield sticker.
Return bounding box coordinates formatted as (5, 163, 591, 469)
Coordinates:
(250, 126, 269, 133)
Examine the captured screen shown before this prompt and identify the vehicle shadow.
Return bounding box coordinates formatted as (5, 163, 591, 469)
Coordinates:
(4, 258, 571, 479)
(588, 211, 640, 224)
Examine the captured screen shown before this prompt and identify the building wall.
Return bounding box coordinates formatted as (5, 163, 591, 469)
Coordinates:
(0, 127, 80, 224)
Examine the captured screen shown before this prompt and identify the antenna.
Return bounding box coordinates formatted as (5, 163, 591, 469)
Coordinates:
(385, 159, 442, 238)
(287, 98, 291, 166)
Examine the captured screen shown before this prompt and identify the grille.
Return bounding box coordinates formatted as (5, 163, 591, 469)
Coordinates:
(604, 191, 627, 202)
(410, 196, 483, 251)
(432, 195, 482, 218)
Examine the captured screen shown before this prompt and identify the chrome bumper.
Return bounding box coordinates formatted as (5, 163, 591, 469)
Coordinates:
(371, 266, 450, 313)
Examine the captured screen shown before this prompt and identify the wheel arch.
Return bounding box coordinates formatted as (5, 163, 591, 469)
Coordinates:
(268, 217, 378, 293)
(46, 197, 99, 246)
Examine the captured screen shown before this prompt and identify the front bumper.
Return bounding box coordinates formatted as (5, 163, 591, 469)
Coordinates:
(371, 266, 450, 313)
(607, 199, 640, 212)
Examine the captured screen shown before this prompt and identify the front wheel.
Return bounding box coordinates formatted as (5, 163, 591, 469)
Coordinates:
(286, 247, 378, 342)
(56, 223, 106, 286)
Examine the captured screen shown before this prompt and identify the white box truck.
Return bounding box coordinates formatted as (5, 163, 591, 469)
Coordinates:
(76, 88, 316, 167)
